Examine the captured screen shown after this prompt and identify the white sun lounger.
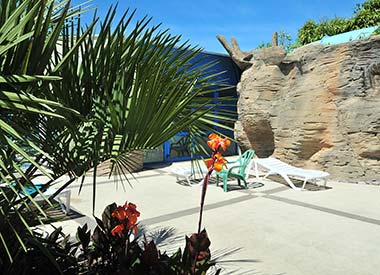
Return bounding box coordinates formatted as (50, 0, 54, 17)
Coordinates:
(38, 187, 71, 215)
(252, 157, 329, 190)
(171, 165, 209, 186)
(0, 182, 71, 214)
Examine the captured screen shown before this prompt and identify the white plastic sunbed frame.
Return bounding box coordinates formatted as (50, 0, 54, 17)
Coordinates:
(252, 157, 329, 190)
(171, 165, 209, 186)
(0, 183, 71, 214)
(39, 187, 71, 215)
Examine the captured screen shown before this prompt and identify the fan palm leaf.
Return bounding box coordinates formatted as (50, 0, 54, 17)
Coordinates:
(0, 0, 92, 270)
(45, 6, 237, 198)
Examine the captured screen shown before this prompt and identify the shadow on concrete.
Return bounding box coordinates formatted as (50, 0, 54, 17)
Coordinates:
(211, 247, 262, 275)
(144, 162, 173, 170)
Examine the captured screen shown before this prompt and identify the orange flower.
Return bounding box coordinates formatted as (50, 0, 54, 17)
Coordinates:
(130, 224, 138, 234)
(214, 152, 223, 160)
(219, 138, 231, 151)
(204, 158, 213, 169)
(214, 162, 223, 172)
(203, 153, 227, 172)
(207, 133, 231, 152)
(112, 206, 127, 221)
(111, 224, 125, 237)
(124, 202, 140, 230)
(208, 133, 218, 140)
(111, 202, 140, 236)
(124, 202, 140, 220)
(213, 152, 227, 172)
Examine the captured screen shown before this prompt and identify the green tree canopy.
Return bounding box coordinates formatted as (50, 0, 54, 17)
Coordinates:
(297, 0, 380, 45)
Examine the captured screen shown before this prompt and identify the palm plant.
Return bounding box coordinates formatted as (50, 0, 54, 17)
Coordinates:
(42, 6, 237, 205)
(0, 0, 236, 272)
(0, 0, 94, 272)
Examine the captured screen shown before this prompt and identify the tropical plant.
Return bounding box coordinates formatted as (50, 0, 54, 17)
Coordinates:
(74, 202, 217, 275)
(70, 133, 230, 275)
(40, 5, 237, 207)
(0, 1, 236, 273)
(0, 0, 94, 272)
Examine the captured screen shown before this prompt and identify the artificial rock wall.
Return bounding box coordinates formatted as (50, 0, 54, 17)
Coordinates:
(218, 35, 380, 182)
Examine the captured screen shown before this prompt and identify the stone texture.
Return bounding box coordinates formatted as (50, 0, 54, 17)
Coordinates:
(219, 35, 380, 182)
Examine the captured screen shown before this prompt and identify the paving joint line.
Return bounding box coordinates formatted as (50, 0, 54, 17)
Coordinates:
(264, 194, 380, 227)
(141, 194, 256, 226)
(140, 185, 289, 226)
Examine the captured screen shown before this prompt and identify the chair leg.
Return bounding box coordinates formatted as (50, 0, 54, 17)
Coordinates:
(216, 176, 219, 187)
(223, 177, 228, 192)
(243, 179, 248, 189)
(302, 179, 307, 189)
(237, 179, 241, 186)
(57, 190, 71, 215)
(186, 175, 192, 186)
(282, 174, 301, 191)
(254, 162, 260, 180)
(263, 170, 272, 179)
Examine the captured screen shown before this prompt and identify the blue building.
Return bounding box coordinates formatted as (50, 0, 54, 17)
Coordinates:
(144, 51, 241, 164)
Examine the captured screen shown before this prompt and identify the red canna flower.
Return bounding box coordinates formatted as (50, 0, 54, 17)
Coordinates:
(111, 202, 141, 237)
(207, 133, 231, 152)
(124, 202, 140, 220)
(213, 152, 227, 172)
(219, 137, 231, 151)
(204, 158, 213, 169)
(130, 224, 138, 234)
(213, 162, 223, 172)
(124, 202, 140, 231)
(112, 206, 127, 221)
(111, 224, 125, 237)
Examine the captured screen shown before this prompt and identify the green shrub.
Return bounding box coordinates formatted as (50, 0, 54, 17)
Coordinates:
(296, 0, 380, 45)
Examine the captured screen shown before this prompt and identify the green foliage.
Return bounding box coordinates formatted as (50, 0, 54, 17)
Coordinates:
(43, 6, 237, 204)
(296, 20, 319, 45)
(4, 227, 78, 274)
(352, 0, 380, 27)
(75, 203, 218, 275)
(297, 17, 351, 45)
(0, 0, 236, 272)
(12, 202, 217, 275)
(296, 0, 380, 45)
(0, 0, 89, 270)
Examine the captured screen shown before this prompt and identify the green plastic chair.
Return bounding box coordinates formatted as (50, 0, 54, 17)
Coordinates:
(216, 149, 255, 192)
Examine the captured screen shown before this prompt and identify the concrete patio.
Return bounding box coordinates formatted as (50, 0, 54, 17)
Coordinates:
(53, 161, 380, 275)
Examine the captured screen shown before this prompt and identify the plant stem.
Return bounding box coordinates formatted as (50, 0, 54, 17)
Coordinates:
(197, 149, 217, 233)
(197, 168, 212, 234)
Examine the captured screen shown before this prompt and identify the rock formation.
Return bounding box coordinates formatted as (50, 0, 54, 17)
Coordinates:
(217, 35, 380, 182)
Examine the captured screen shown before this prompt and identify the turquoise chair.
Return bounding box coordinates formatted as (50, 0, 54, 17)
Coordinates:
(216, 149, 255, 192)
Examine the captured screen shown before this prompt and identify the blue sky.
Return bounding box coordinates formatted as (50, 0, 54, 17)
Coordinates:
(73, 0, 365, 53)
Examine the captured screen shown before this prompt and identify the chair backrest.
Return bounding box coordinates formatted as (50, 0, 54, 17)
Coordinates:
(238, 149, 255, 175)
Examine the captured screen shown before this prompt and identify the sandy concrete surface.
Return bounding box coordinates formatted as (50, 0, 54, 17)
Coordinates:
(50, 161, 380, 275)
